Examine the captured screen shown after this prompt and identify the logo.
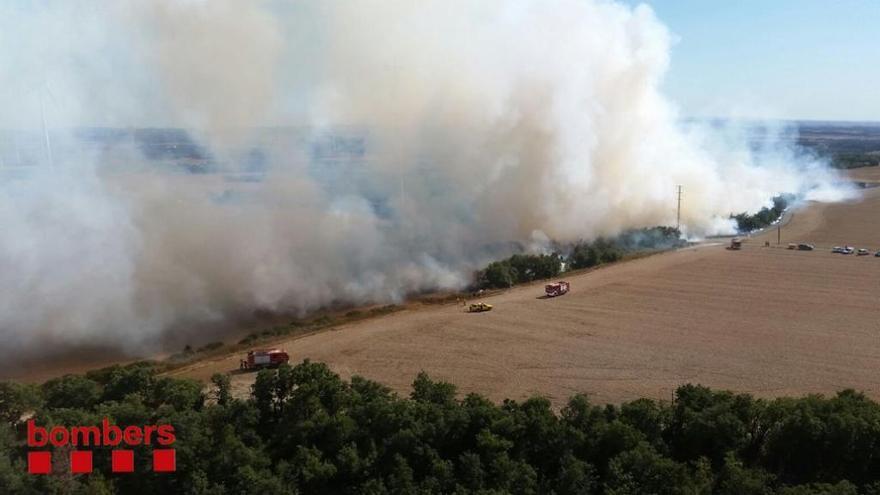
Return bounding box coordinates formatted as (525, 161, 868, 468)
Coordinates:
(26, 418, 176, 474)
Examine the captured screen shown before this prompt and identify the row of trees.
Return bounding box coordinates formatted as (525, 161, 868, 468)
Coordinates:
(473, 227, 684, 290)
(830, 153, 880, 169)
(473, 253, 562, 289)
(2, 360, 880, 494)
(568, 227, 684, 272)
(567, 238, 622, 271)
(732, 196, 791, 233)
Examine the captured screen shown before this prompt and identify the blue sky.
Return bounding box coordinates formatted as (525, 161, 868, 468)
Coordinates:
(632, 0, 880, 122)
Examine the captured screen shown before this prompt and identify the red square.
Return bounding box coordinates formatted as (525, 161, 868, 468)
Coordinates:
(70, 451, 92, 474)
(112, 450, 134, 473)
(153, 449, 175, 472)
(28, 451, 51, 474)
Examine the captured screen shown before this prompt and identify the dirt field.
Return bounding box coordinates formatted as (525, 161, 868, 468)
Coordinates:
(168, 181, 880, 405)
(848, 165, 880, 183)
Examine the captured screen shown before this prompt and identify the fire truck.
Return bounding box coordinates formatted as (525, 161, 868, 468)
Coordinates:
(545, 281, 570, 297)
(240, 349, 290, 370)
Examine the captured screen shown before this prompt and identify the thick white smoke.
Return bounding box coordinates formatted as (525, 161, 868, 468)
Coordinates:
(0, 0, 850, 362)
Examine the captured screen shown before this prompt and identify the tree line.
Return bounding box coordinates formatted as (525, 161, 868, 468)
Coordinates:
(731, 196, 791, 233)
(473, 227, 684, 290)
(2, 360, 879, 494)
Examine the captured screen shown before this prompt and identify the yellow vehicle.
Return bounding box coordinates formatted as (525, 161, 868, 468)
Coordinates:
(468, 303, 493, 313)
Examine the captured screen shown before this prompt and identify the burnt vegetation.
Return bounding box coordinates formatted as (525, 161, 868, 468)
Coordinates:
(2, 361, 880, 494)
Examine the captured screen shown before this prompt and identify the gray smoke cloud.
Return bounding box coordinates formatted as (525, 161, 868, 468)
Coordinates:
(0, 0, 851, 361)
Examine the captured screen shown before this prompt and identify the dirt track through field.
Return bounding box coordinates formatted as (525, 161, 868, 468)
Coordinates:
(171, 182, 880, 405)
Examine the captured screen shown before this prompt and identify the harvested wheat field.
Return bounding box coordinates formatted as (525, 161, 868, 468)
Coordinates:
(849, 166, 880, 184)
(171, 180, 880, 405)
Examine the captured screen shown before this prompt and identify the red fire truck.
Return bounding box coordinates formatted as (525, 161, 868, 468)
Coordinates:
(240, 349, 290, 370)
(544, 281, 570, 297)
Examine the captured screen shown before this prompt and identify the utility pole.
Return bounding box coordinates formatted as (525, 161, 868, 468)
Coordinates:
(777, 222, 781, 245)
(676, 185, 682, 232)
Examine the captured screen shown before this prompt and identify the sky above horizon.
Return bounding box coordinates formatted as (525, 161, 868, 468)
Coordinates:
(634, 0, 880, 122)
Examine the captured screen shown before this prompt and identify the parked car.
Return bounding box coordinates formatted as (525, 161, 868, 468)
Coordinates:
(875, 250, 880, 257)
(857, 248, 870, 256)
(468, 302, 493, 313)
(797, 244, 814, 251)
(842, 246, 855, 254)
(832, 246, 844, 253)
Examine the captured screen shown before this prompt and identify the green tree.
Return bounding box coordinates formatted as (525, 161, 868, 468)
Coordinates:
(0, 382, 41, 425)
(714, 453, 774, 495)
(211, 373, 232, 406)
(669, 384, 760, 466)
(605, 443, 711, 495)
(42, 375, 101, 410)
(777, 481, 859, 495)
(570, 244, 601, 269)
(150, 377, 204, 411)
(102, 365, 156, 402)
(480, 261, 515, 288)
(411, 372, 457, 406)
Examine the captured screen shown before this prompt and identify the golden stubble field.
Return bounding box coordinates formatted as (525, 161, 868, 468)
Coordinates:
(173, 177, 880, 405)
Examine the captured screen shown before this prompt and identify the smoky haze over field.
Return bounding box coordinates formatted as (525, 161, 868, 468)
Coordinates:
(0, 1, 850, 361)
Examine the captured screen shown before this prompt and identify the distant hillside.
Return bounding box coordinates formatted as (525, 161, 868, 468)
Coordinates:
(3, 122, 879, 171)
(795, 121, 880, 168)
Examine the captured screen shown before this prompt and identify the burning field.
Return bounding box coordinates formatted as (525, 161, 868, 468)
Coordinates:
(154, 174, 880, 405)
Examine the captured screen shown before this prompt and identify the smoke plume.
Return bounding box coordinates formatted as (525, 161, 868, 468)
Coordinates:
(0, 0, 850, 362)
